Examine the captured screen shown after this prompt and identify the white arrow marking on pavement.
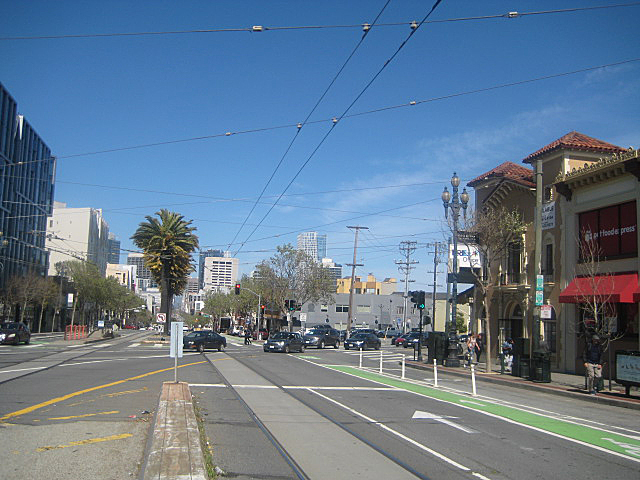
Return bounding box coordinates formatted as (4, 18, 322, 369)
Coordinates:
(412, 410, 477, 433)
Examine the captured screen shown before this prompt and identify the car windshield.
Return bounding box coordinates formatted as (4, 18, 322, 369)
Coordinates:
(185, 332, 206, 339)
(350, 333, 368, 339)
(1, 323, 20, 330)
(306, 329, 324, 335)
(271, 332, 290, 340)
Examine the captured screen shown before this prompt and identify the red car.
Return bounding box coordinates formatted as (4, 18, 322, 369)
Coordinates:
(393, 333, 410, 347)
(252, 329, 269, 340)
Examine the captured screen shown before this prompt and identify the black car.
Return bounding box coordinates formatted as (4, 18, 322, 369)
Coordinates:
(183, 330, 226, 352)
(263, 331, 305, 353)
(403, 332, 429, 348)
(0, 322, 31, 345)
(344, 332, 381, 350)
(303, 328, 340, 349)
(349, 328, 377, 338)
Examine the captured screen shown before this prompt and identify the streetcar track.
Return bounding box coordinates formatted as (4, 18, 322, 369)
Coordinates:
(205, 350, 436, 480)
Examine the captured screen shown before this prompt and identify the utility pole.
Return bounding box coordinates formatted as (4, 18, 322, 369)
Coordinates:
(533, 158, 543, 353)
(346, 226, 367, 335)
(396, 241, 418, 333)
(426, 241, 442, 330)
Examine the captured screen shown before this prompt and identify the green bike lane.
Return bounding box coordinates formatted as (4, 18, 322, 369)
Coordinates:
(329, 365, 640, 463)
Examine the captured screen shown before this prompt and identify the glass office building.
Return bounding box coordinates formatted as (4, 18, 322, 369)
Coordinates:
(0, 82, 56, 288)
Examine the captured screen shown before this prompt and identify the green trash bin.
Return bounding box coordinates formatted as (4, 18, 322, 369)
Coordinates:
(519, 356, 530, 378)
(531, 351, 551, 382)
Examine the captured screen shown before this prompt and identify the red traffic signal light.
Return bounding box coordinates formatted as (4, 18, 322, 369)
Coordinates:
(234, 283, 241, 295)
(260, 305, 265, 310)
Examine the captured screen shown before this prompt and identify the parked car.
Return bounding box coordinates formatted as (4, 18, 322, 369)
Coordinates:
(183, 330, 226, 352)
(393, 333, 410, 347)
(303, 328, 340, 349)
(344, 332, 381, 350)
(384, 328, 402, 338)
(0, 322, 31, 345)
(348, 328, 377, 338)
(403, 332, 429, 348)
(263, 331, 305, 353)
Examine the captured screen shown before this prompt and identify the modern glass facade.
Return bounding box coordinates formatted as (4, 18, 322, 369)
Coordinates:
(0, 82, 56, 288)
(198, 248, 223, 289)
(296, 232, 327, 262)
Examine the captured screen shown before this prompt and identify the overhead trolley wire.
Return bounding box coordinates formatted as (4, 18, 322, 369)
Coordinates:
(1, 3, 638, 41)
(224, 0, 393, 252)
(232, 0, 445, 256)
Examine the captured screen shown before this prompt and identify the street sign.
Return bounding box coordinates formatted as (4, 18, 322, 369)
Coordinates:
(540, 305, 552, 319)
(98, 320, 105, 328)
(156, 313, 166, 323)
(535, 291, 544, 306)
(170, 321, 184, 359)
(300, 313, 307, 323)
(67, 293, 74, 308)
(536, 275, 544, 291)
(456, 231, 479, 244)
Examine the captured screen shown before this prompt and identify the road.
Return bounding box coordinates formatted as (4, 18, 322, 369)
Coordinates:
(1, 333, 639, 479)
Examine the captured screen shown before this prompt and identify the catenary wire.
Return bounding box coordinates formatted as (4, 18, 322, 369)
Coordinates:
(1, 3, 638, 40)
(232, 0, 445, 256)
(225, 0, 393, 251)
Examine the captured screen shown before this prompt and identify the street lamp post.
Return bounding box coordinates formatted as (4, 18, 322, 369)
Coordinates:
(442, 172, 469, 367)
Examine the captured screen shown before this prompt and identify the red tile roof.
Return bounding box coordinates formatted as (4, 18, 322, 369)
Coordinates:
(467, 161, 534, 188)
(523, 131, 625, 163)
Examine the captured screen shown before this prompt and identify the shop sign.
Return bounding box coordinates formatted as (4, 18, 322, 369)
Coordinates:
(542, 202, 555, 230)
(616, 353, 640, 384)
(449, 244, 481, 270)
(579, 201, 637, 258)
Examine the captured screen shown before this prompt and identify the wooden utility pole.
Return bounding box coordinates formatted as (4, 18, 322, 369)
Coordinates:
(396, 241, 418, 333)
(346, 226, 367, 335)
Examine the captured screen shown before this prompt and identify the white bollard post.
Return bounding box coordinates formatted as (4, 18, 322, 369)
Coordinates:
(402, 356, 406, 379)
(471, 363, 477, 396)
(433, 358, 438, 387)
(359, 347, 363, 368)
(379, 349, 383, 374)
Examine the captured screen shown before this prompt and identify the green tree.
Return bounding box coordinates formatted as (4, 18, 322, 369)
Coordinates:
(255, 244, 335, 330)
(456, 310, 467, 334)
(131, 210, 199, 334)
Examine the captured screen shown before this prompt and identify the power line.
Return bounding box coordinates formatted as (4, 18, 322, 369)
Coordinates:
(13, 57, 640, 168)
(2, 3, 637, 41)
(226, 0, 393, 251)
(232, 0, 445, 256)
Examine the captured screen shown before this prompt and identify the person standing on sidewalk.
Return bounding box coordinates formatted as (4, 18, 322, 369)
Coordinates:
(466, 334, 477, 367)
(475, 333, 484, 363)
(583, 334, 603, 395)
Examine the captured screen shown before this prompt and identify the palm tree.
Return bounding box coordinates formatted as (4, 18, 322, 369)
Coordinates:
(131, 210, 199, 334)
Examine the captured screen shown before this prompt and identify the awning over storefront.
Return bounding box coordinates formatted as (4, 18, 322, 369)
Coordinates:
(559, 273, 638, 304)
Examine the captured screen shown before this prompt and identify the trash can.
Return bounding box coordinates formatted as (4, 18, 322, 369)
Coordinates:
(518, 356, 530, 378)
(530, 351, 551, 383)
(428, 332, 447, 365)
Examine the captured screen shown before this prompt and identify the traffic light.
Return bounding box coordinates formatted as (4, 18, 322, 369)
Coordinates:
(417, 291, 425, 310)
(285, 299, 295, 312)
(410, 291, 426, 310)
(260, 304, 265, 318)
(234, 283, 241, 295)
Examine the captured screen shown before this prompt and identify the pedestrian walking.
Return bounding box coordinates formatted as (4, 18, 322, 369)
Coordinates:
(244, 328, 252, 345)
(466, 334, 477, 367)
(583, 334, 603, 395)
(475, 333, 484, 363)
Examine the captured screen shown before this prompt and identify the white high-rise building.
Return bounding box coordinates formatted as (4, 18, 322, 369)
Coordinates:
(46, 202, 110, 276)
(203, 254, 239, 293)
(297, 232, 327, 262)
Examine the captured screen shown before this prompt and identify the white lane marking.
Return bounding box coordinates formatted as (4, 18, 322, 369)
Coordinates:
(0, 366, 47, 374)
(306, 388, 476, 474)
(284, 386, 400, 391)
(128, 343, 140, 348)
(412, 410, 476, 434)
(90, 343, 111, 347)
(233, 385, 278, 389)
(189, 383, 227, 387)
(24, 344, 45, 348)
(460, 400, 486, 407)
(153, 344, 162, 348)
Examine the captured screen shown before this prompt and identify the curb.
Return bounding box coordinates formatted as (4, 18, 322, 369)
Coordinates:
(404, 361, 640, 411)
(142, 382, 206, 480)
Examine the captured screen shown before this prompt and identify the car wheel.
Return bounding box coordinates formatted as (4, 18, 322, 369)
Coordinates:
(300, 345, 305, 352)
(284, 345, 290, 354)
(14, 337, 19, 346)
(24, 337, 30, 345)
(318, 341, 324, 349)
(375, 344, 380, 350)
(334, 341, 339, 349)
(217, 344, 223, 352)
(345, 346, 349, 350)
(198, 344, 205, 353)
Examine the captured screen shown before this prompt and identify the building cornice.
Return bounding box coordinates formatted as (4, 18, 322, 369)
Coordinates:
(553, 148, 639, 201)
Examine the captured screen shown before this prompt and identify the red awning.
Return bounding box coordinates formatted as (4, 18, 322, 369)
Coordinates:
(559, 273, 638, 304)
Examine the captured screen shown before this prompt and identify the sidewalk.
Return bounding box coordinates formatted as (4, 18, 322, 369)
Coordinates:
(405, 358, 640, 410)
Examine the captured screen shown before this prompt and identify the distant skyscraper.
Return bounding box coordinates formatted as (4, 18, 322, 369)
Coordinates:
(107, 233, 120, 264)
(127, 253, 157, 290)
(203, 255, 239, 292)
(296, 232, 327, 262)
(198, 248, 224, 289)
(0, 82, 56, 287)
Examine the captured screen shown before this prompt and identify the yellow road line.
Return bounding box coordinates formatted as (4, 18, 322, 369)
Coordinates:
(48, 410, 119, 420)
(0, 360, 206, 422)
(36, 433, 133, 452)
(104, 386, 148, 397)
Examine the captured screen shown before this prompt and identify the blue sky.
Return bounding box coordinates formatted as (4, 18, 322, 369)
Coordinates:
(1, 1, 639, 291)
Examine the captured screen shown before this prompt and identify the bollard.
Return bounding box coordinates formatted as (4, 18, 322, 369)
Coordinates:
(433, 358, 438, 387)
(359, 347, 363, 368)
(471, 363, 477, 396)
(402, 356, 405, 379)
(379, 349, 383, 374)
